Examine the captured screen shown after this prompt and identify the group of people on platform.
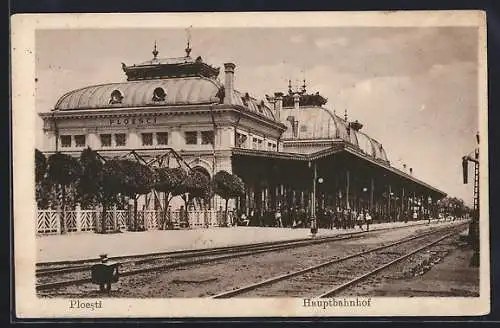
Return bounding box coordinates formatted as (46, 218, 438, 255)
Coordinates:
(228, 206, 431, 230)
(225, 207, 387, 231)
(170, 205, 428, 230)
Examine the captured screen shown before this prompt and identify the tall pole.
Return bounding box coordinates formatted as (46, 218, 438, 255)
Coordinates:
(388, 184, 392, 221)
(462, 132, 480, 266)
(310, 161, 318, 236)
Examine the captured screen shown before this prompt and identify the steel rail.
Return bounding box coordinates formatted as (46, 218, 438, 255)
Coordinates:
(36, 221, 463, 292)
(36, 230, 369, 291)
(37, 219, 455, 274)
(211, 223, 466, 299)
(317, 230, 458, 298)
(36, 231, 362, 278)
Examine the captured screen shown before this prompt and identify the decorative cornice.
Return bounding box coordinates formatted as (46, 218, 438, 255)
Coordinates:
(40, 105, 288, 133)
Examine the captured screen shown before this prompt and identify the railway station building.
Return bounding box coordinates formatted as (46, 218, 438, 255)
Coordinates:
(38, 43, 447, 227)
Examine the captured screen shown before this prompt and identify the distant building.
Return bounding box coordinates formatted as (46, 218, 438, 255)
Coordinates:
(39, 42, 446, 221)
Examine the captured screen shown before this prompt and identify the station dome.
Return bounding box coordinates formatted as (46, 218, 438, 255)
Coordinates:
(52, 43, 277, 122)
(279, 84, 389, 163)
(281, 106, 389, 162)
(54, 77, 222, 110)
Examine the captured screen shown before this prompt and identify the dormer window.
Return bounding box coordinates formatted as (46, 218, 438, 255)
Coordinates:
(110, 90, 123, 104)
(152, 87, 166, 102)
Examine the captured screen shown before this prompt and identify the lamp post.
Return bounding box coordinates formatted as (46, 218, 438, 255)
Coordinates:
(309, 161, 319, 237)
(362, 187, 368, 212)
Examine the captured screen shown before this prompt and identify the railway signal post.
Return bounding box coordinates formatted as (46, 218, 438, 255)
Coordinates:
(461, 132, 480, 267)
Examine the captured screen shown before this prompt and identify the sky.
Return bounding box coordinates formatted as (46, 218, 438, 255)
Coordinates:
(35, 27, 480, 205)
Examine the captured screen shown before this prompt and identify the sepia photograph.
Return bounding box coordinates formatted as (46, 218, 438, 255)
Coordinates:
(12, 11, 488, 318)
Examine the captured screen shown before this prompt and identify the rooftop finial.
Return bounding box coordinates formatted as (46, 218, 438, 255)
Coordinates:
(152, 40, 159, 59)
(288, 79, 293, 94)
(344, 108, 348, 121)
(185, 26, 192, 57)
(302, 79, 307, 93)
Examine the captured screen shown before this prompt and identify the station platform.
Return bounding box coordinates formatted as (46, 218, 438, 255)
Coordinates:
(36, 219, 462, 264)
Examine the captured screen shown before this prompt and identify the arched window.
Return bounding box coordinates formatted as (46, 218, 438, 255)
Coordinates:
(110, 90, 123, 104)
(152, 87, 166, 102)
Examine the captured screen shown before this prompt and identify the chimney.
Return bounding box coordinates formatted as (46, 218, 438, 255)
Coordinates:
(274, 92, 283, 120)
(293, 92, 300, 110)
(403, 164, 407, 172)
(409, 168, 413, 175)
(224, 63, 235, 105)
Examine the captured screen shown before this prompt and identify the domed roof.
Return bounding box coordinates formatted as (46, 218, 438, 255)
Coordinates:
(280, 106, 389, 162)
(54, 77, 222, 110)
(53, 77, 277, 121)
(53, 43, 277, 122)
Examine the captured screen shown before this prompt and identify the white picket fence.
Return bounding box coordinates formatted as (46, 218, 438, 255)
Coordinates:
(36, 208, 227, 235)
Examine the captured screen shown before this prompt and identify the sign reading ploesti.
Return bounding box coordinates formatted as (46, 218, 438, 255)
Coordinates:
(109, 116, 158, 126)
(69, 300, 103, 311)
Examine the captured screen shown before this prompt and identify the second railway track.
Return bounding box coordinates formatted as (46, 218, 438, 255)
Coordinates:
(212, 223, 467, 298)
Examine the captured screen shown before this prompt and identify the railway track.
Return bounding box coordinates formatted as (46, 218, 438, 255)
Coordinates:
(212, 223, 467, 298)
(36, 221, 462, 292)
(36, 230, 367, 291)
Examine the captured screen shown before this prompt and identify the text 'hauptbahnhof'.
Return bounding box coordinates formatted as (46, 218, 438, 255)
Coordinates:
(38, 42, 446, 229)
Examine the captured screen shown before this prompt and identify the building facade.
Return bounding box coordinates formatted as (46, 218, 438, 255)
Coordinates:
(39, 43, 446, 225)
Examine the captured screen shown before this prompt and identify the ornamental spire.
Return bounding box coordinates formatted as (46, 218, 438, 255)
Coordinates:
(152, 40, 159, 59)
(344, 108, 348, 121)
(185, 26, 192, 57)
